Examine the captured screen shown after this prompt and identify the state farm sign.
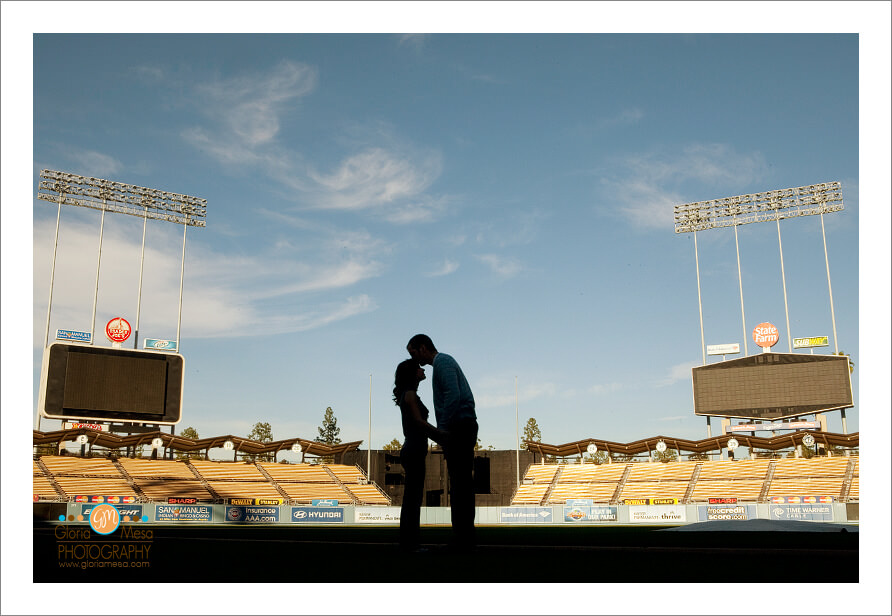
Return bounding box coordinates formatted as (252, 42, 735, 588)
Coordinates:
(752, 322, 779, 349)
(105, 317, 132, 343)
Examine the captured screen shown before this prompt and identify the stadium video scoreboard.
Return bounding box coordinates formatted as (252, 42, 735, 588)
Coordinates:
(38, 343, 185, 425)
(691, 353, 852, 420)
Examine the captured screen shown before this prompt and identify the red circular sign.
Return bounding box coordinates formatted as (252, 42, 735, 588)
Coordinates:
(752, 322, 779, 348)
(106, 317, 132, 343)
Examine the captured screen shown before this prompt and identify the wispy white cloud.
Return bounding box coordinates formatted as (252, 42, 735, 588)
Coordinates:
(195, 60, 317, 148)
(181, 62, 447, 224)
(588, 382, 624, 395)
(396, 34, 428, 51)
(131, 64, 164, 84)
(597, 107, 644, 130)
(476, 376, 557, 409)
(476, 254, 523, 279)
(32, 217, 380, 344)
(600, 143, 768, 230)
(52, 147, 124, 178)
(474, 208, 549, 248)
(426, 259, 459, 277)
(655, 361, 698, 387)
(307, 147, 443, 213)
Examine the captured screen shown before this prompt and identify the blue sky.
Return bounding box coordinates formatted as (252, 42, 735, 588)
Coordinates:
(2, 3, 891, 611)
(23, 30, 872, 453)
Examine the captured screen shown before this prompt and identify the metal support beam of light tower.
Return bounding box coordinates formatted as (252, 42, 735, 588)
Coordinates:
(673, 181, 844, 357)
(673, 182, 845, 440)
(36, 169, 207, 431)
(37, 169, 207, 350)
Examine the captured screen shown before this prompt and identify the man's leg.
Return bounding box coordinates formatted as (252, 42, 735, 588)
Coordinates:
(445, 419, 478, 548)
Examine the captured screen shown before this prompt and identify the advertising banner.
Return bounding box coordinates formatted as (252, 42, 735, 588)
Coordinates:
(499, 507, 553, 524)
(56, 329, 92, 343)
(769, 504, 834, 522)
(628, 504, 686, 523)
(793, 336, 829, 349)
(707, 343, 740, 355)
(563, 505, 618, 523)
(62, 422, 108, 431)
(225, 506, 280, 523)
(74, 495, 136, 504)
(355, 507, 401, 524)
(770, 496, 833, 504)
(565, 499, 593, 507)
(291, 507, 345, 523)
(697, 504, 757, 522)
(144, 338, 178, 351)
(154, 504, 213, 522)
(728, 421, 822, 432)
(228, 498, 283, 506)
(81, 504, 143, 521)
(311, 499, 340, 507)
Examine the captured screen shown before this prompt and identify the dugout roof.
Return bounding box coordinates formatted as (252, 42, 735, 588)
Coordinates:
(525, 431, 859, 458)
(33, 428, 360, 458)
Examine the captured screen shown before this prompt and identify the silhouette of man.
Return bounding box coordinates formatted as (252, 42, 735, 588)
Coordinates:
(407, 334, 478, 551)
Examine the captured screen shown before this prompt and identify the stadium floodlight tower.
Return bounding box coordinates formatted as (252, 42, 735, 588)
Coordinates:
(36, 170, 207, 434)
(674, 182, 844, 437)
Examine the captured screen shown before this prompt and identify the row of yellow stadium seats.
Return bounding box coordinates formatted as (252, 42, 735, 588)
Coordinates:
(34, 476, 389, 504)
(35, 456, 367, 483)
(524, 457, 857, 484)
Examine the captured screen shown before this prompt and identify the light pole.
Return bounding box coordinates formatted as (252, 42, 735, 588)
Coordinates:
(36, 170, 207, 433)
(515, 376, 520, 487)
(674, 182, 845, 437)
(37, 170, 207, 350)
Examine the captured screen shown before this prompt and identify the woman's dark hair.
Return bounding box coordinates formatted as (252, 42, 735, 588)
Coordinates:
(393, 359, 420, 405)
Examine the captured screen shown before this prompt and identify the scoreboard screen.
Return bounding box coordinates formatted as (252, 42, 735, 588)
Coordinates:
(39, 343, 184, 424)
(692, 353, 852, 420)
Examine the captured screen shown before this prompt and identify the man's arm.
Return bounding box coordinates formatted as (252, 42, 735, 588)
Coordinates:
(434, 355, 463, 420)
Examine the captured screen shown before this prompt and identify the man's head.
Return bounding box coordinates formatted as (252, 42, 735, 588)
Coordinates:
(407, 334, 437, 366)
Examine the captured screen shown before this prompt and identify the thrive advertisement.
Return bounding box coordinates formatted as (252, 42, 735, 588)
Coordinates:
(628, 504, 686, 523)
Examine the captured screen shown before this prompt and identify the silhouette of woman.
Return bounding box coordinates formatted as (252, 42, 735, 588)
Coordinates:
(392, 358, 446, 552)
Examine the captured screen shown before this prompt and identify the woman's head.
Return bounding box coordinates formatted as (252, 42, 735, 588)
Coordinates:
(393, 358, 425, 405)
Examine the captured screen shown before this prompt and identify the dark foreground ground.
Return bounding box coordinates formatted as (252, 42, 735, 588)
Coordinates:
(34, 522, 857, 583)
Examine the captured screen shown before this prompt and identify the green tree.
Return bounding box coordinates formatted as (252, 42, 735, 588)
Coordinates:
(383, 438, 402, 451)
(686, 452, 710, 461)
(314, 407, 341, 464)
(315, 407, 342, 445)
(473, 438, 495, 451)
(653, 448, 678, 463)
(584, 450, 611, 465)
(247, 421, 274, 462)
(180, 426, 199, 439)
(176, 426, 200, 459)
(522, 417, 542, 450)
(610, 452, 635, 463)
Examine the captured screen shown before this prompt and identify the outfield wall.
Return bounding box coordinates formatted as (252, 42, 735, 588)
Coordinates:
(43, 500, 855, 527)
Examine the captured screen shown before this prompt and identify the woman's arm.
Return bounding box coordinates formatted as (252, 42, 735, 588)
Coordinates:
(403, 391, 449, 445)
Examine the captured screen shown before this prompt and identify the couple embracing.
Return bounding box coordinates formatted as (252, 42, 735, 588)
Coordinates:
(392, 334, 478, 553)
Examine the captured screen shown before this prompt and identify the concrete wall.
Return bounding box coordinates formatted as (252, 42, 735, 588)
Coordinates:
(344, 449, 536, 507)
